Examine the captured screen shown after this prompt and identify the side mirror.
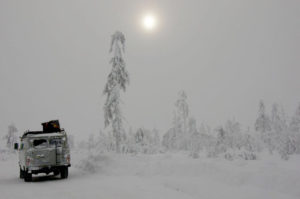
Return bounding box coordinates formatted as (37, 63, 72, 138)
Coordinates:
(14, 143, 19, 150)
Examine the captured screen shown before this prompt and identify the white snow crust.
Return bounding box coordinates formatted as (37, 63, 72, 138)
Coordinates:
(1, 152, 300, 199)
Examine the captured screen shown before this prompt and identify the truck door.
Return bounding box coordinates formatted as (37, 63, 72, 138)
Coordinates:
(32, 139, 56, 166)
(49, 138, 63, 164)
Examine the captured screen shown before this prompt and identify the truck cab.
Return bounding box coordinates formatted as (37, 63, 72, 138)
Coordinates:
(15, 120, 71, 182)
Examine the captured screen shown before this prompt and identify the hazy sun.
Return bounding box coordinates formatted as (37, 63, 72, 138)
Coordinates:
(142, 14, 157, 31)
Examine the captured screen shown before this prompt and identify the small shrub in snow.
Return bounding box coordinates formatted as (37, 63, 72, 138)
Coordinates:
(238, 151, 257, 160)
(0, 149, 13, 161)
(224, 153, 234, 161)
(190, 152, 200, 159)
(75, 152, 111, 173)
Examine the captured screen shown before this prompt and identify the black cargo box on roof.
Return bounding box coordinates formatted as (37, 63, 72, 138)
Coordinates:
(42, 120, 61, 133)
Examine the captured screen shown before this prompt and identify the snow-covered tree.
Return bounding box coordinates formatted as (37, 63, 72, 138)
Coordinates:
(198, 123, 214, 152)
(123, 127, 136, 153)
(290, 103, 300, 154)
(188, 117, 201, 157)
(133, 128, 160, 154)
(103, 31, 129, 153)
(175, 90, 189, 135)
(255, 100, 273, 153)
(214, 126, 227, 155)
(163, 90, 190, 150)
(88, 134, 95, 152)
(244, 134, 254, 152)
(224, 119, 242, 150)
(255, 100, 271, 133)
(271, 104, 287, 133)
(162, 127, 176, 150)
(290, 103, 300, 133)
(268, 103, 296, 159)
(152, 128, 161, 147)
(4, 123, 18, 150)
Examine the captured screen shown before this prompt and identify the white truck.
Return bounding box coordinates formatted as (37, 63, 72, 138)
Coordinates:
(14, 120, 71, 182)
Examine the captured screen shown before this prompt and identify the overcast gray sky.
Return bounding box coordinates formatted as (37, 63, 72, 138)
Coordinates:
(0, 0, 299, 140)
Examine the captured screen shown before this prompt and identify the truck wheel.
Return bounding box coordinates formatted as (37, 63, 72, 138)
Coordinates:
(53, 170, 60, 176)
(60, 167, 68, 179)
(24, 171, 32, 182)
(19, 168, 24, 179)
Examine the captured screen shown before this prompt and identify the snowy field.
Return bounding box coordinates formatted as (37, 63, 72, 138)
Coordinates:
(1, 152, 300, 199)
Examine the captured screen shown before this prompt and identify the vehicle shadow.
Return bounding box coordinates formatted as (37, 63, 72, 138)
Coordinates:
(0, 174, 62, 185)
(0, 168, 84, 184)
(30, 169, 84, 182)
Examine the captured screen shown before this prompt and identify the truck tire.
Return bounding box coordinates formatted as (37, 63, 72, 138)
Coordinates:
(24, 171, 32, 182)
(53, 170, 60, 176)
(19, 168, 24, 179)
(60, 167, 68, 179)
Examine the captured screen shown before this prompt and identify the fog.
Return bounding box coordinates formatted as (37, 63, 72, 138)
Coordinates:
(0, 0, 299, 140)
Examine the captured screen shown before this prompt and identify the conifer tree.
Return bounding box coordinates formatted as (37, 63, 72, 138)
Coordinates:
(103, 31, 129, 153)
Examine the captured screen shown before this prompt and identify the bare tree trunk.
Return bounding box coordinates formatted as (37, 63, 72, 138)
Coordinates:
(113, 118, 121, 153)
(115, 129, 121, 153)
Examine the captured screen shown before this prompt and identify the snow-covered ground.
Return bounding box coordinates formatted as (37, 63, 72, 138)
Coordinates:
(1, 152, 300, 199)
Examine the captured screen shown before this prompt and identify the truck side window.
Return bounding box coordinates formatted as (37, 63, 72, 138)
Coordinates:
(33, 139, 47, 148)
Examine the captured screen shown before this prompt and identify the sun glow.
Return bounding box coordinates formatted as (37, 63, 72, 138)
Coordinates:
(142, 14, 157, 31)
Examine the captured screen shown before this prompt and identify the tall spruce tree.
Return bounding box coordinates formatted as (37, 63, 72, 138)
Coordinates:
(103, 31, 129, 153)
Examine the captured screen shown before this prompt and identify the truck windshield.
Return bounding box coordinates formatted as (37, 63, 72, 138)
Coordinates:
(33, 139, 47, 148)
